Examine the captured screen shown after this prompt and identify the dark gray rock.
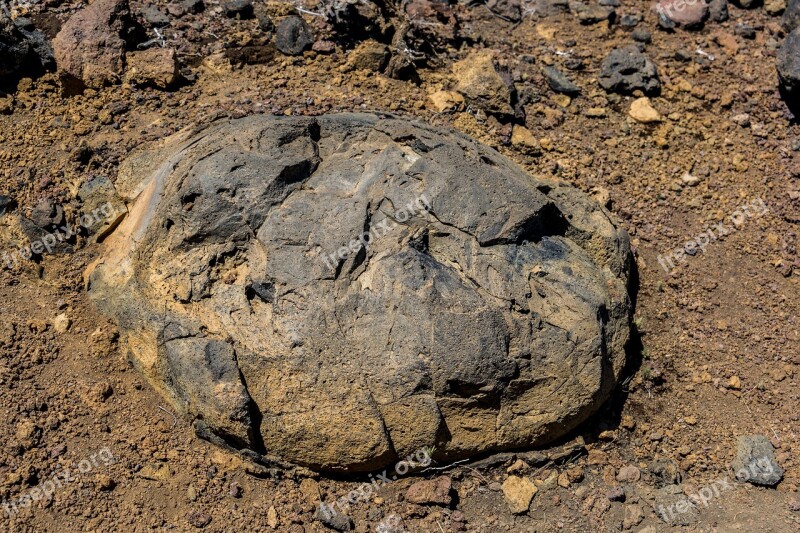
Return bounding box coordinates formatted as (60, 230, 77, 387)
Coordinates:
(778, 28, 800, 113)
(222, 0, 254, 19)
(784, 0, 800, 32)
(316, 504, 353, 531)
(599, 46, 660, 95)
(732, 435, 784, 486)
(275, 15, 313, 56)
(632, 29, 652, 43)
(0, 195, 13, 216)
(182, 0, 205, 14)
(734, 23, 757, 39)
(543, 66, 580, 95)
(709, 0, 729, 22)
(0, 9, 54, 79)
(87, 114, 634, 472)
(731, 0, 758, 7)
(139, 5, 170, 27)
(620, 14, 641, 28)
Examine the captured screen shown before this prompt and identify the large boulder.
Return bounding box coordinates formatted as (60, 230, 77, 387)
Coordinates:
(86, 114, 634, 472)
(52, 0, 135, 89)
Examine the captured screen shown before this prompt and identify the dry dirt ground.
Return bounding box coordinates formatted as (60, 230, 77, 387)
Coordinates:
(1, 0, 800, 532)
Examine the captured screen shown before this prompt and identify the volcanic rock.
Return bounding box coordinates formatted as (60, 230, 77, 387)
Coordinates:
(599, 46, 661, 95)
(86, 114, 634, 472)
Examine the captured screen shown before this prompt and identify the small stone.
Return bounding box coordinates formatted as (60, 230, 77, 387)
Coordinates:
(187, 485, 198, 501)
(785, 0, 800, 31)
(599, 46, 660, 95)
(97, 474, 116, 491)
(574, 3, 614, 25)
(709, 0, 729, 22)
(684, 415, 698, 425)
(616, 465, 641, 483)
(620, 14, 641, 28)
(628, 97, 661, 123)
(680, 172, 701, 186)
(345, 40, 388, 72)
(656, 0, 708, 29)
(607, 486, 626, 502)
(631, 29, 652, 43)
(428, 90, 464, 113)
(507, 458, 529, 474)
(585, 107, 607, 117)
(623, 504, 644, 529)
(557, 472, 570, 488)
(620, 415, 636, 430)
(732, 435, 784, 486)
(53, 313, 71, 333)
(588, 449, 608, 464)
(229, 481, 243, 498)
(139, 462, 172, 481)
(312, 40, 335, 54)
(315, 504, 353, 532)
(502, 475, 538, 514)
(126, 48, 180, 89)
(222, 0, 254, 19)
(405, 476, 452, 506)
(453, 50, 513, 116)
(140, 5, 170, 27)
(789, 497, 800, 512)
(511, 126, 542, 154)
(543, 66, 580, 95)
(267, 506, 279, 528)
(734, 24, 757, 39)
(730, 113, 751, 127)
(188, 512, 212, 528)
(275, 16, 314, 56)
(182, 0, 205, 14)
(728, 375, 741, 389)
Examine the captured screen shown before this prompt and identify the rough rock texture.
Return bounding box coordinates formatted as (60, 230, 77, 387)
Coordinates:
(52, 0, 134, 88)
(125, 48, 180, 89)
(86, 114, 634, 472)
(732, 435, 784, 486)
(784, 0, 800, 33)
(599, 46, 661, 95)
(0, 10, 54, 79)
(275, 15, 314, 56)
(778, 28, 800, 113)
(656, 0, 709, 29)
(452, 50, 514, 116)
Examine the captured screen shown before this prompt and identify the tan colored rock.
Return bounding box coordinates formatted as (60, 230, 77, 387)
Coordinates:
(452, 51, 513, 116)
(511, 125, 541, 154)
(502, 476, 538, 514)
(345, 40, 389, 72)
(428, 90, 464, 113)
(628, 97, 661, 123)
(126, 48, 180, 89)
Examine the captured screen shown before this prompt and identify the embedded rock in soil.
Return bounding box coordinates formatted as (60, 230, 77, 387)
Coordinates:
(86, 114, 634, 472)
(599, 46, 661, 95)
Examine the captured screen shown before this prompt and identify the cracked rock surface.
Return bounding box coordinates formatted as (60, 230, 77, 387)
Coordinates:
(87, 113, 634, 472)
